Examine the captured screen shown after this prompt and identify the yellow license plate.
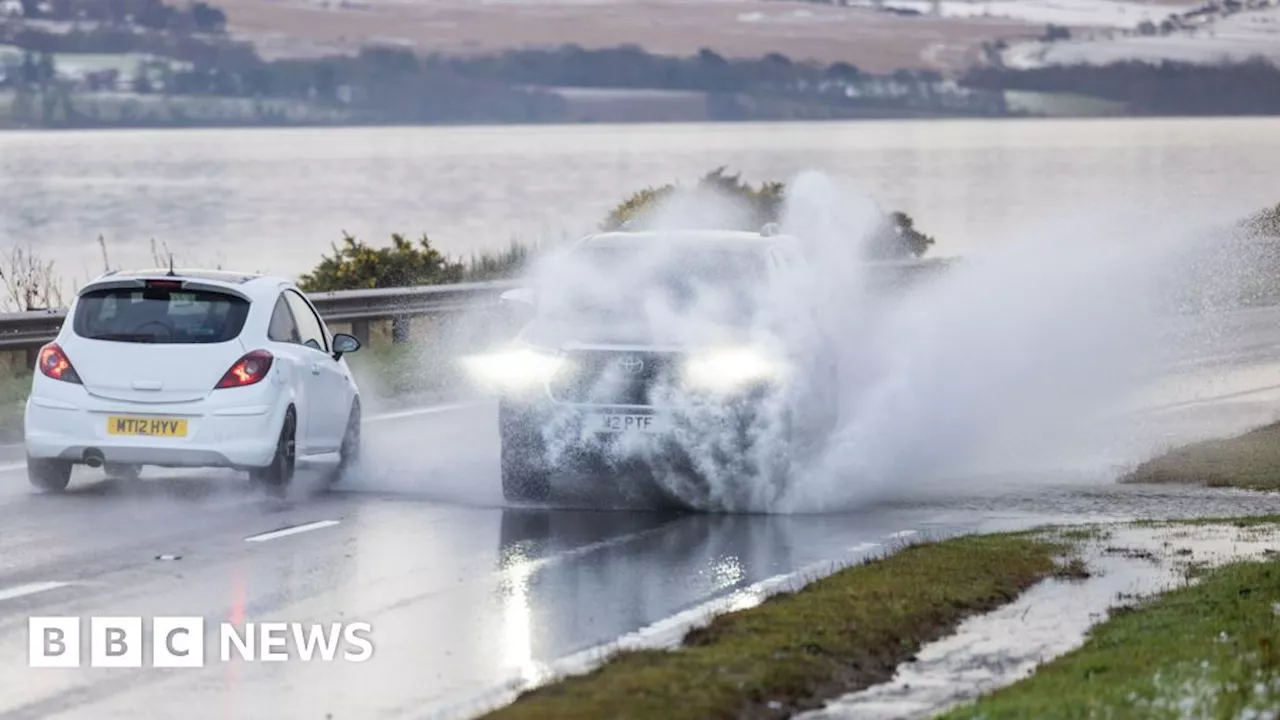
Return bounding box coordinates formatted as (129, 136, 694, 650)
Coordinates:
(106, 417, 188, 437)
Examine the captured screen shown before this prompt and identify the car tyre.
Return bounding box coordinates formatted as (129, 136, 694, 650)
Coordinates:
(28, 456, 71, 493)
(251, 408, 296, 494)
(328, 401, 361, 486)
(498, 401, 551, 503)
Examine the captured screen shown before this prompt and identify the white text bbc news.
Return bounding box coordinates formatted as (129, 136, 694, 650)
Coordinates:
(28, 617, 374, 667)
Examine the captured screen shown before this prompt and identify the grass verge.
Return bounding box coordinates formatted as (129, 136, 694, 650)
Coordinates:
(939, 542, 1280, 719)
(1122, 421, 1280, 491)
(0, 370, 29, 442)
(345, 341, 468, 401)
(481, 533, 1065, 720)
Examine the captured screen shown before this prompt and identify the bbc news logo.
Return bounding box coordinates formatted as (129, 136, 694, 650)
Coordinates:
(28, 617, 373, 667)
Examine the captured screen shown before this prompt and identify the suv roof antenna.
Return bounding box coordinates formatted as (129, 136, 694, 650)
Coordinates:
(166, 253, 177, 277)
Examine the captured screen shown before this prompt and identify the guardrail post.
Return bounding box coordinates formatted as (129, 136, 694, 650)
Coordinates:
(391, 315, 410, 344)
(350, 319, 371, 347)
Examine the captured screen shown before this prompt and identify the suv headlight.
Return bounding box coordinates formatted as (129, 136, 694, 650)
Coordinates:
(682, 347, 785, 392)
(461, 346, 566, 393)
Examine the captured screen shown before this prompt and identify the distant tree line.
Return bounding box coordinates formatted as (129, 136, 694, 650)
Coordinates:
(963, 58, 1280, 115)
(9, 0, 1280, 125)
(433, 45, 860, 94)
(10, 0, 226, 33)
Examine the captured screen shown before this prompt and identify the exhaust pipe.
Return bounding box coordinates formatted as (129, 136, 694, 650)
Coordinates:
(83, 448, 105, 468)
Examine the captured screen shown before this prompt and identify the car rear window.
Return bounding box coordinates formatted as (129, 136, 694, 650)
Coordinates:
(73, 286, 251, 344)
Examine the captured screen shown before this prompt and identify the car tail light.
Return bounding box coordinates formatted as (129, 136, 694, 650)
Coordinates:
(37, 343, 82, 384)
(215, 350, 274, 389)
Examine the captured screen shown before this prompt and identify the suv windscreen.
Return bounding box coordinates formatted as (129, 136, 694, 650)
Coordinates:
(542, 244, 768, 325)
(73, 286, 251, 344)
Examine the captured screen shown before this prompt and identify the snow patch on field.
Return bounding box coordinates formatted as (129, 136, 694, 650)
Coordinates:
(1004, 4, 1280, 67)
(835, 0, 1196, 29)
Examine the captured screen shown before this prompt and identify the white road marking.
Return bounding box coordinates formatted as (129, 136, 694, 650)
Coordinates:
(0, 461, 25, 473)
(244, 519, 341, 543)
(364, 401, 483, 423)
(0, 581, 72, 602)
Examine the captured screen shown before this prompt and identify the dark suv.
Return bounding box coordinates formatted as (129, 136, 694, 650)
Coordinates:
(466, 229, 839, 507)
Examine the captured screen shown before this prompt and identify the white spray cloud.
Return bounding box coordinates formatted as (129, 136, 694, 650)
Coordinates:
(430, 169, 1262, 514)
(775, 174, 1257, 513)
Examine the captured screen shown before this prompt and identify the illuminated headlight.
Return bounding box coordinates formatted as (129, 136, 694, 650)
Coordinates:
(461, 346, 566, 393)
(682, 347, 784, 392)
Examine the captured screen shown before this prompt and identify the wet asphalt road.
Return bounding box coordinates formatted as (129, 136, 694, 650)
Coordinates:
(1, 307, 1280, 719)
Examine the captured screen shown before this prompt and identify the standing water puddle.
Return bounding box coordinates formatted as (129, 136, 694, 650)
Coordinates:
(797, 522, 1280, 720)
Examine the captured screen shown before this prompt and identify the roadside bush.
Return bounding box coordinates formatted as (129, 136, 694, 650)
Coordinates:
(602, 167, 935, 258)
(602, 167, 785, 233)
(298, 232, 464, 292)
(297, 232, 532, 292)
(1249, 202, 1280, 237)
(0, 245, 64, 311)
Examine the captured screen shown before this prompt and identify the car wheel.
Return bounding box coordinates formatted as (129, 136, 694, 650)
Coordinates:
(251, 408, 296, 494)
(499, 401, 551, 503)
(103, 463, 142, 482)
(329, 402, 361, 486)
(27, 456, 71, 493)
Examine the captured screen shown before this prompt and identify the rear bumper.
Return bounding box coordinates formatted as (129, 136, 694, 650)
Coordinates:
(23, 384, 286, 469)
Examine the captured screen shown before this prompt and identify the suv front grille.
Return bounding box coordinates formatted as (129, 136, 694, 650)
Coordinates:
(547, 350, 683, 406)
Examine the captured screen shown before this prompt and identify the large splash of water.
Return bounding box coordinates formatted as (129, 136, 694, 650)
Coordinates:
(386, 169, 1264, 513)
(774, 172, 1258, 513)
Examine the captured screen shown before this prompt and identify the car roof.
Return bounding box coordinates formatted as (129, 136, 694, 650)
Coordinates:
(104, 268, 265, 284)
(78, 268, 289, 302)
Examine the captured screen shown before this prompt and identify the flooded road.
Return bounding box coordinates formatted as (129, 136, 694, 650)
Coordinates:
(0, 303, 1277, 718)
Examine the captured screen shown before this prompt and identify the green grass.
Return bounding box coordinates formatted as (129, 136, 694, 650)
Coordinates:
(1122, 422, 1280, 491)
(345, 341, 468, 400)
(482, 533, 1064, 720)
(1056, 525, 1114, 542)
(461, 240, 534, 282)
(939, 550, 1280, 719)
(0, 370, 29, 441)
(1133, 514, 1280, 529)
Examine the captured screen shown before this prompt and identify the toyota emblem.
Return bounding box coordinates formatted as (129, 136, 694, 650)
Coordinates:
(617, 356, 644, 374)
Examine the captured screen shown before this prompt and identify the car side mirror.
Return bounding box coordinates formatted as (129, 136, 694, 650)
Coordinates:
(332, 333, 361, 360)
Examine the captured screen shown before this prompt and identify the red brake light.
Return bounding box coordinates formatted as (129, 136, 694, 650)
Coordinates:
(145, 279, 183, 290)
(215, 350, 274, 389)
(37, 343, 82, 384)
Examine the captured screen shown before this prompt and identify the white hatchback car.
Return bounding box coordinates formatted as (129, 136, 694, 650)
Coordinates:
(23, 269, 364, 493)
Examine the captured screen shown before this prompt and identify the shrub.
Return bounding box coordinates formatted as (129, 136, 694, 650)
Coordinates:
(298, 232, 464, 292)
(602, 167, 783, 233)
(298, 232, 533, 292)
(0, 245, 64, 311)
(602, 167, 934, 259)
(1250, 202, 1280, 237)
